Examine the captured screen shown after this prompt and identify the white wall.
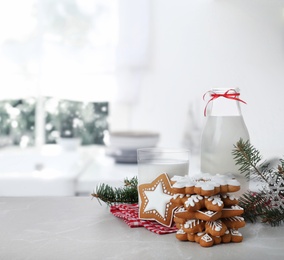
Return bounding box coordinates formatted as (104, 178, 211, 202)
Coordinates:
(111, 0, 284, 157)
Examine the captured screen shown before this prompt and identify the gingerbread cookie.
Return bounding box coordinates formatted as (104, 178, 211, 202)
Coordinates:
(185, 181, 196, 194)
(174, 208, 221, 222)
(138, 173, 177, 227)
(170, 194, 185, 207)
(211, 174, 230, 193)
(195, 210, 222, 222)
(222, 216, 246, 229)
(193, 230, 242, 247)
(222, 194, 239, 206)
(194, 232, 205, 243)
(170, 175, 187, 185)
(171, 174, 242, 197)
(205, 220, 227, 237)
(172, 182, 186, 194)
(174, 206, 196, 219)
(175, 228, 188, 241)
(227, 179, 241, 192)
(230, 229, 243, 243)
(187, 232, 196, 242)
(194, 181, 220, 196)
(212, 235, 222, 245)
(205, 195, 224, 211)
(183, 219, 205, 233)
(221, 230, 231, 243)
(147, 172, 246, 247)
(221, 205, 244, 218)
(183, 195, 204, 211)
(199, 233, 214, 247)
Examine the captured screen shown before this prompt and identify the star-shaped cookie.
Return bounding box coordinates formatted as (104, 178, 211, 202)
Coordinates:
(138, 173, 177, 227)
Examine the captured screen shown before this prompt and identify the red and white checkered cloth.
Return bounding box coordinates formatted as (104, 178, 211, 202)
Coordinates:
(110, 203, 177, 235)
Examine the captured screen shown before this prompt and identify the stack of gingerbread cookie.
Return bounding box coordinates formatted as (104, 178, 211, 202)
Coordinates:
(171, 174, 245, 247)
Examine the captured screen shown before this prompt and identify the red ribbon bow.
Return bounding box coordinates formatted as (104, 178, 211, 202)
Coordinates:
(203, 89, 247, 116)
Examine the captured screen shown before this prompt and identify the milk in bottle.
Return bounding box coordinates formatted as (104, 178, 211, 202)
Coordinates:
(201, 88, 249, 196)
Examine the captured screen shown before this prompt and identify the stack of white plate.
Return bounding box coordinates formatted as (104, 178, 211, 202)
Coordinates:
(105, 131, 159, 163)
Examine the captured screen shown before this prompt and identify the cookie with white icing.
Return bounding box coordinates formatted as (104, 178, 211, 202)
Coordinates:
(170, 194, 185, 207)
(183, 219, 205, 234)
(183, 194, 205, 211)
(199, 233, 214, 247)
(211, 174, 230, 193)
(171, 173, 246, 247)
(175, 228, 188, 241)
(205, 220, 227, 237)
(194, 232, 206, 243)
(171, 174, 242, 197)
(194, 181, 220, 196)
(227, 179, 241, 193)
(174, 206, 196, 219)
(221, 205, 244, 218)
(172, 181, 186, 194)
(184, 181, 196, 194)
(195, 209, 222, 222)
(222, 194, 239, 206)
(138, 173, 177, 227)
(205, 195, 224, 212)
(230, 229, 243, 243)
(222, 216, 246, 229)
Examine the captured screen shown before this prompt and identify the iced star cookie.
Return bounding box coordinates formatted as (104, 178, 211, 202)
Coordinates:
(138, 173, 177, 227)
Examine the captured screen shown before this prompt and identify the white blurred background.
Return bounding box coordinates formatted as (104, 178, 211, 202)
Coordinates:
(0, 0, 284, 196)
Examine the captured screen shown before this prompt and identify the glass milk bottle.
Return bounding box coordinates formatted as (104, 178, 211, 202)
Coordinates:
(200, 88, 249, 195)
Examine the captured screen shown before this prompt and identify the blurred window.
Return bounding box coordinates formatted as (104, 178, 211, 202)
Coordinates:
(0, 98, 108, 147)
(0, 0, 117, 146)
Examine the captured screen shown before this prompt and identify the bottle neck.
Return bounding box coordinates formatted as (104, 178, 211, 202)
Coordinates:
(204, 88, 246, 117)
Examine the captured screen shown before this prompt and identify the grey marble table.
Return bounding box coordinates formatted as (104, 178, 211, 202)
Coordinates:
(0, 197, 283, 260)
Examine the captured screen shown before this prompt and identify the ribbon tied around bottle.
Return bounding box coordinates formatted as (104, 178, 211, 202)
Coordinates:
(203, 89, 247, 116)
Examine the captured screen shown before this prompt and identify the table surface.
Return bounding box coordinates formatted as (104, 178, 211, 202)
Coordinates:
(0, 197, 284, 260)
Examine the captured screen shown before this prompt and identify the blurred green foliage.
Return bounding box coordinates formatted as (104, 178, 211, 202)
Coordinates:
(0, 98, 108, 146)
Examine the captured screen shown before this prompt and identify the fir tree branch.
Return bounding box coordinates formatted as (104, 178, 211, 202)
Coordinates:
(239, 191, 266, 223)
(261, 207, 284, 227)
(91, 176, 138, 206)
(232, 139, 267, 182)
(233, 139, 284, 226)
